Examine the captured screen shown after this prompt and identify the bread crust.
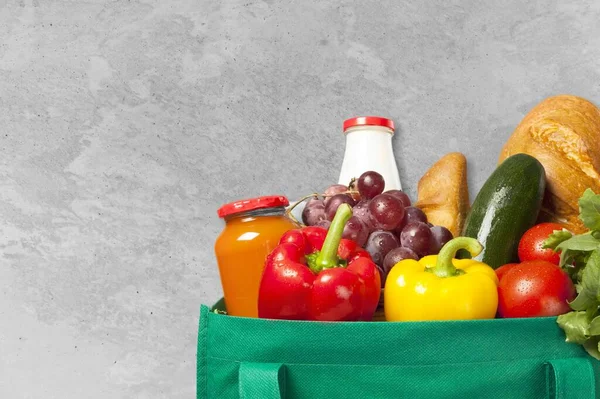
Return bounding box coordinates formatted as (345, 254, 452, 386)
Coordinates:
(498, 95, 600, 233)
(416, 152, 470, 237)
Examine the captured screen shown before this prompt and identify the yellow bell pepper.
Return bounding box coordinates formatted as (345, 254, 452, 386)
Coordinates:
(384, 237, 498, 321)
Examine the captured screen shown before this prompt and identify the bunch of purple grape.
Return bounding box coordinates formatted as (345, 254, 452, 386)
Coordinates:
(302, 171, 453, 286)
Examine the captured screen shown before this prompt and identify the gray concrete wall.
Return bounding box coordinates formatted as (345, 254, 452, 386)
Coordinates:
(1, 0, 599, 398)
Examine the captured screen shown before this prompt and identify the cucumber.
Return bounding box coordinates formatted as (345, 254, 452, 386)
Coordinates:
(460, 153, 546, 268)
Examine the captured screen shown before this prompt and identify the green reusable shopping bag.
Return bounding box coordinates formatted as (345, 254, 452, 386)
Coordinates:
(197, 299, 600, 399)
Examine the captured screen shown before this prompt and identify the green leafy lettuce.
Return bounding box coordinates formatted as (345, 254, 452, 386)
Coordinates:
(579, 189, 600, 231)
(544, 189, 600, 359)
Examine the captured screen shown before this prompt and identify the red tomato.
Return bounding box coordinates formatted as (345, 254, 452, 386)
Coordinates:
(495, 263, 519, 282)
(518, 223, 567, 265)
(497, 260, 575, 318)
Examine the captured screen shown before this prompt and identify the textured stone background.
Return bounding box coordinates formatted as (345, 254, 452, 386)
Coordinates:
(1, 0, 599, 398)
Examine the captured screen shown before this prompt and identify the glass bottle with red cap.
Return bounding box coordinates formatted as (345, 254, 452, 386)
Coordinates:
(338, 116, 402, 191)
(214, 195, 298, 317)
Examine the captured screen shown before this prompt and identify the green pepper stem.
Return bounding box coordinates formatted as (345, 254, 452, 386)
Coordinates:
(432, 237, 483, 278)
(312, 204, 353, 272)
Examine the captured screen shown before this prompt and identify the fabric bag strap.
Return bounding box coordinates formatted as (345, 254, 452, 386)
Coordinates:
(239, 362, 286, 399)
(236, 358, 595, 398)
(545, 358, 596, 399)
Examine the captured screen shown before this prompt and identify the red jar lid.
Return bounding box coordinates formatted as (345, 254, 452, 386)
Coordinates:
(217, 195, 290, 218)
(343, 116, 395, 132)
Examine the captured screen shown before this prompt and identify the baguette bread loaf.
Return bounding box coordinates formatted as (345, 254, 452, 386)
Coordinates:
(416, 152, 470, 237)
(498, 95, 600, 233)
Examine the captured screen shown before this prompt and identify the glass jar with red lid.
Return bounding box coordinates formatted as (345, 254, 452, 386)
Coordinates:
(214, 195, 298, 317)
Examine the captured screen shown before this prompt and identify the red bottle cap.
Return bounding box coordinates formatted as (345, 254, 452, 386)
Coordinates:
(217, 195, 290, 218)
(343, 116, 395, 132)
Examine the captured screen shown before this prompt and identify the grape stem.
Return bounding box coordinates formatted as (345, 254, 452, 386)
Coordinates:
(285, 189, 360, 226)
(430, 237, 483, 278)
(348, 177, 357, 192)
(311, 203, 353, 273)
(285, 193, 321, 225)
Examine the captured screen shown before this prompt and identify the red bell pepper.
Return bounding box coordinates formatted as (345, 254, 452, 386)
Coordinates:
(258, 204, 381, 321)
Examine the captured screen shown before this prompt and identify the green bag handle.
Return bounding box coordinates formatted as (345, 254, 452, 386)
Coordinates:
(238, 358, 595, 399)
(545, 358, 596, 399)
(239, 362, 286, 399)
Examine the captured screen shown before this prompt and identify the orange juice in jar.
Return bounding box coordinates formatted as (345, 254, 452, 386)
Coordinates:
(215, 195, 298, 317)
